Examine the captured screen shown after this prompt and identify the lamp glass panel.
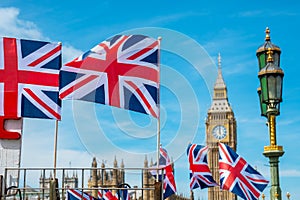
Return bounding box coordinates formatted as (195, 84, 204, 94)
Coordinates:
(267, 75, 276, 99)
(273, 53, 280, 67)
(276, 76, 282, 100)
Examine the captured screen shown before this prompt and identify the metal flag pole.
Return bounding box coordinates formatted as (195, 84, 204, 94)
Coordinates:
(156, 37, 162, 182)
(53, 119, 58, 178)
(156, 37, 164, 200)
(53, 42, 62, 179)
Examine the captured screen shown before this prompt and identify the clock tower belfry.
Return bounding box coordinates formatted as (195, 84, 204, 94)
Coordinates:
(206, 54, 237, 200)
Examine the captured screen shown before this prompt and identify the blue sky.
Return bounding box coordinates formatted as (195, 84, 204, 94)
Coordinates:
(1, 0, 300, 199)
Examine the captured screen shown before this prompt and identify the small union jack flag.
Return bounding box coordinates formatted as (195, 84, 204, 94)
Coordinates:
(151, 147, 177, 199)
(219, 143, 269, 200)
(118, 185, 131, 200)
(98, 189, 118, 200)
(187, 144, 217, 190)
(0, 37, 61, 119)
(59, 35, 159, 118)
(67, 189, 95, 200)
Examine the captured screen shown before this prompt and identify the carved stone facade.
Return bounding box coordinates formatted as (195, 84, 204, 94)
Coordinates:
(39, 171, 78, 194)
(87, 157, 125, 197)
(88, 156, 191, 200)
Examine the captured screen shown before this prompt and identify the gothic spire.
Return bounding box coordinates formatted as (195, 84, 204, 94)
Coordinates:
(113, 156, 118, 167)
(92, 157, 97, 168)
(144, 155, 148, 167)
(215, 53, 226, 90)
(208, 53, 232, 112)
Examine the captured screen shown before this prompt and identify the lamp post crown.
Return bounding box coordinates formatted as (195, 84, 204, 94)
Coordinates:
(257, 28, 284, 115)
(256, 27, 281, 71)
(257, 27, 281, 53)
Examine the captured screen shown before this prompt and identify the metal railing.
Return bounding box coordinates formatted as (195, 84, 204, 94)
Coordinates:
(0, 167, 160, 200)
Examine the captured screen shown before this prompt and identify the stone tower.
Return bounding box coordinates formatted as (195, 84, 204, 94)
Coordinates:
(205, 54, 237, 200)
(88, 157, 125, 197)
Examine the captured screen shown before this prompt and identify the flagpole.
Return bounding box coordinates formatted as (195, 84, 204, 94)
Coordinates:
(53, 42, 62, 179)
(53, 119, 58, 178)
(156, 37, 162, 200)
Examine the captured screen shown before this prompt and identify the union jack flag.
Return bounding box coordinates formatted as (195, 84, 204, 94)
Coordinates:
(219, 143, 269, 200)
(187, 144, 217, 190)
(67, 189, 95, 200)
(98, 189, 118, 200)
(118, 186, 131, 200)
(59, 35, 159, 118)
(0, 37, 61, 119)
(151, 147, 177, 199)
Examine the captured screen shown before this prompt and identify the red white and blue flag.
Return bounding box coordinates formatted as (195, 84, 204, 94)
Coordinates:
(151, 147, 177, 199)
(59, 35, 159, 118)
(219, 143, 269, 200)
(187, 144, 217, 190)
(0, 37, 62, 119)
(98, 189, 118, 200)
(67, 189, 95, 200)
(118, 186, 131, 200)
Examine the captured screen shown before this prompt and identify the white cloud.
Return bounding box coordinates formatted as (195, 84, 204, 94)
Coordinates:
(62, 45, 83, 64)
(0, 7, 44, 40)
(0, 7, 83, 64)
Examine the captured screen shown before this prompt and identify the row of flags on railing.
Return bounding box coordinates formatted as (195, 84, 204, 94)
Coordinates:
(67, 188, 129, 200)
(0, 35, 159, 120)
(66, 143, 268, 200)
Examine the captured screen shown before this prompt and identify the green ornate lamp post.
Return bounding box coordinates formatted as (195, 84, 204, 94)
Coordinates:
(256, 27, 284, 200)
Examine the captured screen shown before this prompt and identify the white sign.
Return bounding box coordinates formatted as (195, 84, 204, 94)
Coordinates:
(0, 118, 23, 187)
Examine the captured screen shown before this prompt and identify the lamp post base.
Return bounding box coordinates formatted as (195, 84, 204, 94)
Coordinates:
(263, 145, 284, 200)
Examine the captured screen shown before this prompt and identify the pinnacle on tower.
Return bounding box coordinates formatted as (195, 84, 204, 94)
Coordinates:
(92, 157, 97, 168)
(114, 156, 118, 167)
(214, 53, 226, 90)
(144, 155, 148, 167)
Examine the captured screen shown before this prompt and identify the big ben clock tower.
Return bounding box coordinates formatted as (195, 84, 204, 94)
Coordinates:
(206, 54, 237, 200)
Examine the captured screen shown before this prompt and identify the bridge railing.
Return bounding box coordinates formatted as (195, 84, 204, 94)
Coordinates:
(0, 167, 162, 200)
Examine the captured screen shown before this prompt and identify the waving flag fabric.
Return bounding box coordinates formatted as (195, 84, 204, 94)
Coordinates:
(0, 37, 62, 119)
(118, 186, 131, 200)
(98, 189, 118, 200)
(67, 189, 95, 200)
(219, 143, 269, 200)
(151, 147, 177, 199)
(187, 144, 217, 190)
(59, 35, 159, 118)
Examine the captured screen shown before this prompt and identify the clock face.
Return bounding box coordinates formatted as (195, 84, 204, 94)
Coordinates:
(212, 125, 227, 140)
